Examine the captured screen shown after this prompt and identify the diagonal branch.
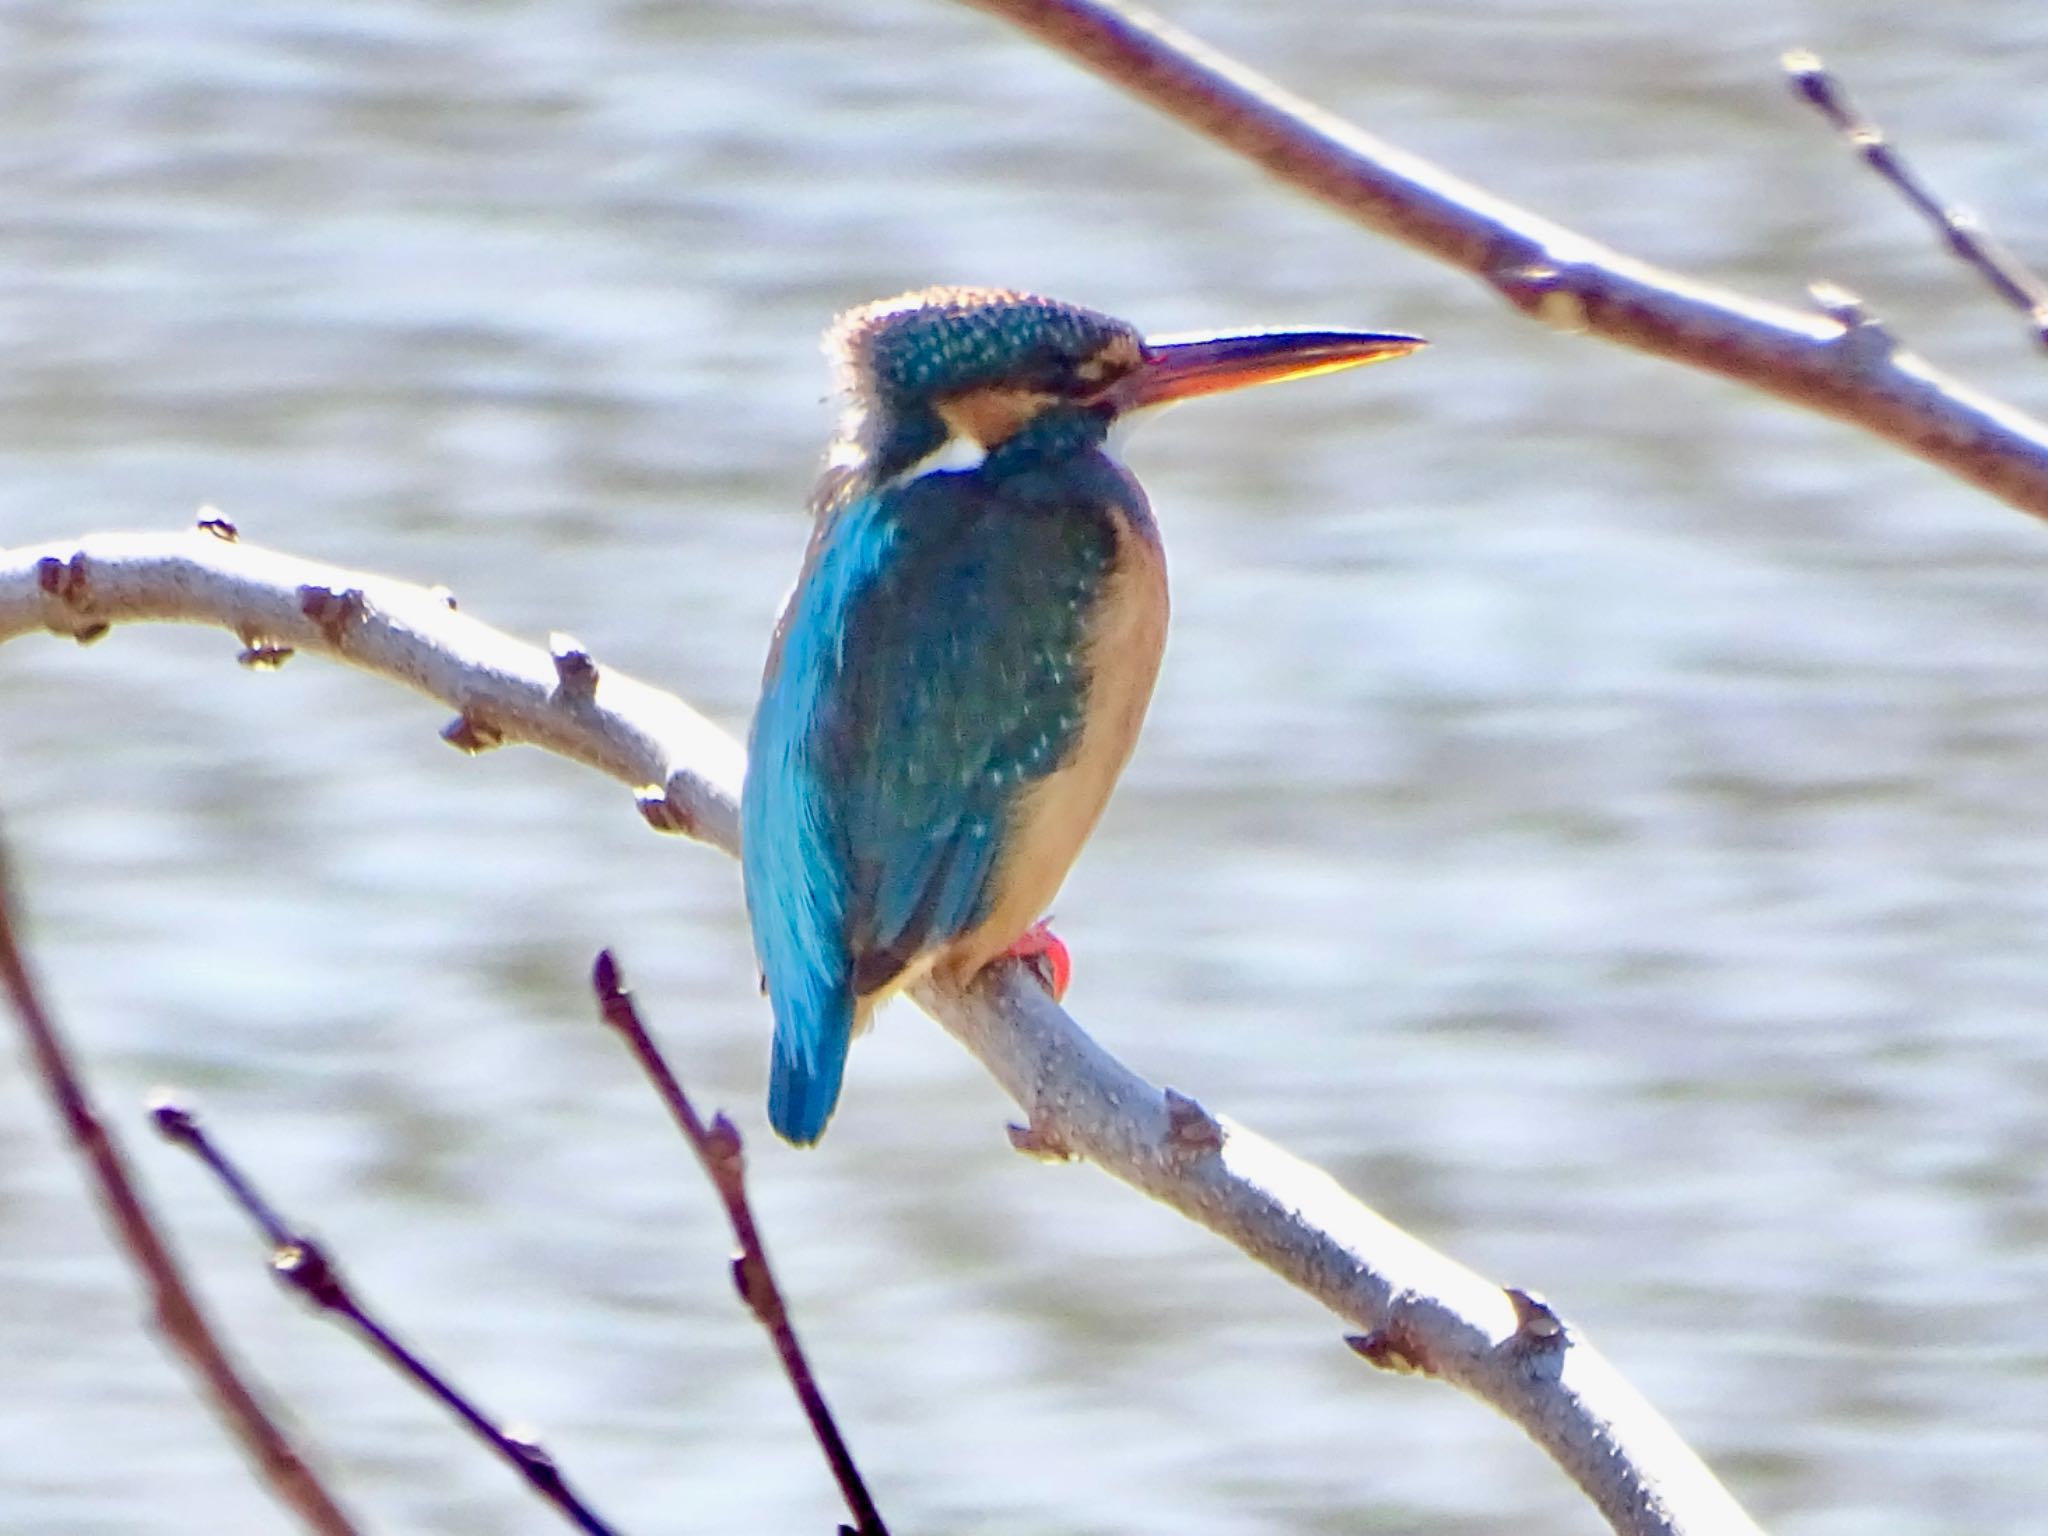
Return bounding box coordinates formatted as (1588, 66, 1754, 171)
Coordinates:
(0, 526, 1766, 1536)
(952, 0, 2048, 518)
(1784, 50, 2048, 352)
(0, 521, 746, 845)
(594, 954, 889, 1536)
(0, 816, 361, 1536)
(151, 1097, 621, 1536)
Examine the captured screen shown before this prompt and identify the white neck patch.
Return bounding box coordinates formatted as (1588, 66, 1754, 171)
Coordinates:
(884, 430, 988, 489)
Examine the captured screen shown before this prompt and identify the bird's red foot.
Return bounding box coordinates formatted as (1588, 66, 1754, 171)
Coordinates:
(1003, 919, 1072, 1002)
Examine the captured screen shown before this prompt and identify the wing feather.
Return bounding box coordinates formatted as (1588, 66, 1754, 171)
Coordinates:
(742, 456, 1123, 1140)
(825, 470, 1111, 986)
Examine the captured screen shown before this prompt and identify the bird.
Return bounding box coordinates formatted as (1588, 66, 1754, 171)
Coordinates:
(742, 287, 1424, 1144)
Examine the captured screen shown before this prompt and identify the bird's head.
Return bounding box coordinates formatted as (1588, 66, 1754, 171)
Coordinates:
(825, 287, 1424, 485)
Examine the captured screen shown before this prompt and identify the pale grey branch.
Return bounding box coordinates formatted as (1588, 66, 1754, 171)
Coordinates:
(0, 527, 744, 850)
(0, 527, 1764, 1536)
(957, 0, 2048, 520)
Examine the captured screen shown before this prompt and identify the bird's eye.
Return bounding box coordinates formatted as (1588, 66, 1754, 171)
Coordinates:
(1064, 337, 1141, 402)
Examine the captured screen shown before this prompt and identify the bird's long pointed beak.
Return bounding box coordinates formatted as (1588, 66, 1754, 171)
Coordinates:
(1109, 327, 1427, 413)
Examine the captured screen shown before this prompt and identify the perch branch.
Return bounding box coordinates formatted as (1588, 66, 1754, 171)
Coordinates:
(594, 953, 888, 1536)
(0, 822, 360, 1536)
(952, 0, 2048, 517)
(0, 518, 745, 846)
(1784, 50, 2048, 352)
(150, 1096, 620, 1536)
(0, 528, 1764, 1536)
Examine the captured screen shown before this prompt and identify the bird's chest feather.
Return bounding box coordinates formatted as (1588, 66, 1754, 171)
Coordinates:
(947, 471, 1168, 974)
(829, 464, 1127, 795)
(749, 449, 1164, 989)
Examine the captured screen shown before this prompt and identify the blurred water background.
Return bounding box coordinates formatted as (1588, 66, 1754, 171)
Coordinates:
(3, 2, 2047, 1532)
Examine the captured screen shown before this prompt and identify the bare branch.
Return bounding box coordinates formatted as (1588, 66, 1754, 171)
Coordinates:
(1783, 49, 2048, 352)
(0, 822, 361, 1536)
(0, 522, 744, 845)
(0, 530, 1766, 1536)
(594, 953, 888, 1536)
(150, 1097, 622, 1536)
(952, 0, 2048, 519)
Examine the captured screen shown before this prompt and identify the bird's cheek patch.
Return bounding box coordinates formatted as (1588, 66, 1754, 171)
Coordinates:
(937, 384, 1056, 450)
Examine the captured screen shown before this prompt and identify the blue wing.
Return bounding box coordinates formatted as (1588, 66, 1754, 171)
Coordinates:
(742, 463, 1120, 1143)
(742, 497, 894, 1145)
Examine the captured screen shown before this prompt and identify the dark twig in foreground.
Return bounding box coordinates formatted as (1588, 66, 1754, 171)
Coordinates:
(1786, 49, 2048, 351)
(150, 1097, 620, 1536)
(0, 827, 359, 1536)
(592, 952, 887, 1536)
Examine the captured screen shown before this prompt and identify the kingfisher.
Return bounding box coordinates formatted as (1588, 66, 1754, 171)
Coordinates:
(742, 287, 1424, 1144)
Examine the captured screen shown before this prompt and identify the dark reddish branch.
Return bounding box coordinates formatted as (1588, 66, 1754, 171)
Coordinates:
(957, 0, 2048, 517)
(592, 952, 889, 1536)
(1785, 50, 2048, 351)
(151, 1099, 621, 1536)
(0, 835, 361, 1536)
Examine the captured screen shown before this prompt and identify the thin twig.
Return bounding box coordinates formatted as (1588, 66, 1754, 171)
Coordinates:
(593, 952, 887, 1536)
(0, 533, 1763, 1536)
(1785, 50, 2048, 352)
(0, 823, 360, 1536)
(149, 1096, 622, 1536)
(950, 0, 2048, 519)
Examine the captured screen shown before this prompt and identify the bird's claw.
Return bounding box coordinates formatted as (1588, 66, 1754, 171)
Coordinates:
(1001, 918, 1072, 1002)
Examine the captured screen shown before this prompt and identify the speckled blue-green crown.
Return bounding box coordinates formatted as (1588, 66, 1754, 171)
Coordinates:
(829, 287, 1139, 402)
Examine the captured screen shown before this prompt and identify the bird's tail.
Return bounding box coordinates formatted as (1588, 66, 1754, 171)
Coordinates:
(768, 980, 856, 1145)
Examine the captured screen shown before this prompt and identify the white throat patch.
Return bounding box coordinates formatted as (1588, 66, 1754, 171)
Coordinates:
(1104, 398, 1176, 470)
